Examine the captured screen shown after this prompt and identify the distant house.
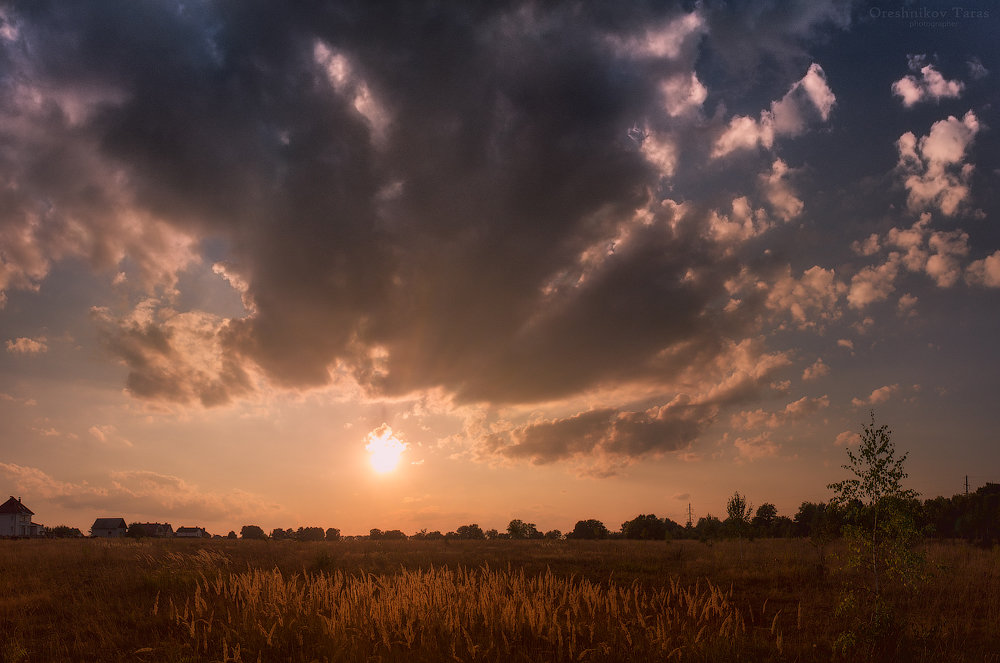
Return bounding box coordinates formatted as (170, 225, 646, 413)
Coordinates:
(131, 522, 174, 538)
(175, 526, 206, 538)
(91, 518, 127, 538)
(0, 496, 43, 537)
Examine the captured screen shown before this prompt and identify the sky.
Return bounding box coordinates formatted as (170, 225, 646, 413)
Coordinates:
(1, 0, 998, 536)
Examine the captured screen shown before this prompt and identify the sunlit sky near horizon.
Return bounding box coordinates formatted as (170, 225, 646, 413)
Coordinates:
(1, 1, 998, 536)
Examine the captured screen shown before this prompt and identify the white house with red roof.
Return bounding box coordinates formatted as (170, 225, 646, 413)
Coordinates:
(0, 496, 44, 537)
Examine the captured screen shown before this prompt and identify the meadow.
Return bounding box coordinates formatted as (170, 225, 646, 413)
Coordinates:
(0, 537, 997, 662)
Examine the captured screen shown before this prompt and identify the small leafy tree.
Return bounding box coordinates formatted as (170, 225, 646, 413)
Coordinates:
(828, 411, 924, 652)
(828, 412, 922, 597)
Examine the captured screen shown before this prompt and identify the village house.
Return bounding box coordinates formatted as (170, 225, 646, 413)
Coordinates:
(175, 526, 207, 538)
(91, 517, 127, 538)
(0, 496, 44, 537)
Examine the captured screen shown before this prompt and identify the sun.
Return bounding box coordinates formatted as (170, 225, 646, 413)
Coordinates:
(364, 424, 407, 474)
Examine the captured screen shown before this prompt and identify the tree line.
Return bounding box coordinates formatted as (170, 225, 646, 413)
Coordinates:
(41, 485, 998, 545)
(202, 484, 996, 546)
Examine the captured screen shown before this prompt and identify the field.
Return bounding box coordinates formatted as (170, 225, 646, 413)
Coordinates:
(0, 537, 998, 662)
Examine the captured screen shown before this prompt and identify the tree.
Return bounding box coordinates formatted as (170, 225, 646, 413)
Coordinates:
(724, 492, 753, 539)
(325, 527, 341, 542)
(226, 531, 237, 539)
(369, 528, 384, 540)
(828, 412, 922, 599)
(456, 524, 486, 540)
(543, 529, 562, 540)
(621, 514, 667, 540)
(50, 525, 84, 538)
(568, 519, 609, 540)
(296, 526, 326, 542)
(694, 515, 723, 542)
(507, 519, 541, 539)
(751, 503, 778, 537)
(240, 525, 267, 540)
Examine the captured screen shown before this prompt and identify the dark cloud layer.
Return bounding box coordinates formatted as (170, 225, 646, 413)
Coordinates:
(3, 0, 758, 403)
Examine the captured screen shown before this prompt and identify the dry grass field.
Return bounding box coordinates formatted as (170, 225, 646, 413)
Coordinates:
(0, 537, 997, 662)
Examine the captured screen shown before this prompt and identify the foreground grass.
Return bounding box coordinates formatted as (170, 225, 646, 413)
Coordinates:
(0, 538, 997, 661)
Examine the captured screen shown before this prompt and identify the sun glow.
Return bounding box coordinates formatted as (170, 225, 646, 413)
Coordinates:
(365, 424, 407, 474)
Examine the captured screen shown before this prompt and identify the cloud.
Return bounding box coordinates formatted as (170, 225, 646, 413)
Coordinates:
(5, 336, 48, 354)
(733, 432, 778, 461)
(712, 63, 835, 158)
(659, 72, 708, 117)
(732, 395, 829, 430)
(966, 57, 989, 80)
(966, 251, 1000, 288)
(852, 234, 881, 257)
(802, 358, 829, 381)
(91, 299, 253, 407)
(88, 424, 131, 448)
(856, 215, 973, 293)
(897, 293, 918, 316)
(490, 397, 717, 467)
(610, 11, 706, 60)
(851, 384, 899, 407)
(834, 430, 858, 446)
(760, 159, 804, 222)
(467, 336, 791, 471)
(765, 265, 845, 327)
(896, 111, 979, 216)
(892, 60, 965, 107)
(848, 255, 899, 309)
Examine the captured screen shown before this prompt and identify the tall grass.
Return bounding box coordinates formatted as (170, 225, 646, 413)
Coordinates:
(166, 565, 754, 661)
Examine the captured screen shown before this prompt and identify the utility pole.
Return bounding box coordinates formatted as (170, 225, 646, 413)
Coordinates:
(965, 475, 969, 495)
(686, 503, 694, 528)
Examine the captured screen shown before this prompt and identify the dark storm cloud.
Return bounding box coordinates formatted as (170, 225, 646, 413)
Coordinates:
(494, 397, 715, 465)
(1, 1, 844, 423)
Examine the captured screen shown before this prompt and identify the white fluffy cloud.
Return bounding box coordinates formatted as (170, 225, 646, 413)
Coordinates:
(802, 358, 829, 381)
(760, 159, 804, 221)
(851, 384, 899, 407)
(966, 251, 1000, 287)
(896, 111, 979, 216)
(848, 256, 899, 309)
(660, 73, 708, 117)
(712, 63, 834, 158)
(765, 265, 846, 327)
(852, 214, 973, 299)
(892, 59, 965, 107)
